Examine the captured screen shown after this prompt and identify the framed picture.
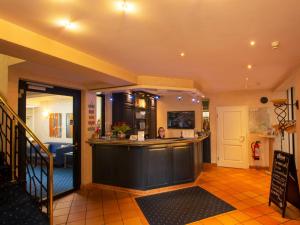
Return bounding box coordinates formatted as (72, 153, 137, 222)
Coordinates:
(49, 113, 62, 138)
(66, 113, 74, 138)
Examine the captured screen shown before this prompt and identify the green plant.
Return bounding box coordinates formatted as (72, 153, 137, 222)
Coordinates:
(112, 122, 131, 134)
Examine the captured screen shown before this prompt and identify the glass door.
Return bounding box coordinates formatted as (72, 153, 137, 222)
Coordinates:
(19, 80, 81, 197)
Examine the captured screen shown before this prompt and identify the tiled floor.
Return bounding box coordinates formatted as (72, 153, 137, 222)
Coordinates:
(53, 164, 300, 225)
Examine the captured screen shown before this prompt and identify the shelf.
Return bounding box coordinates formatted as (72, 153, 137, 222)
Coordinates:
(273, 120, 296, 134)
(271, 99, 288, 106)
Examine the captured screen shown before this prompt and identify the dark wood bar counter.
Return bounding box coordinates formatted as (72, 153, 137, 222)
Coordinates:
(88, 136, 207, 190)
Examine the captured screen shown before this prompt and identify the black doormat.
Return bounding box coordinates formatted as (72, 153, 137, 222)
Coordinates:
(135, 186, 235, 225)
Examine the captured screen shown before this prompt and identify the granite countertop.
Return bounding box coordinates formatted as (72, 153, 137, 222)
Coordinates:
(87, 135, 208, 146)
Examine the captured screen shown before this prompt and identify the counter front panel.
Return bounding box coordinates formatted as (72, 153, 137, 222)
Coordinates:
(89, 138, 205, 190)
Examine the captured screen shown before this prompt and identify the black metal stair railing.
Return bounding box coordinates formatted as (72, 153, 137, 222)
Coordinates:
(0, 95, 53, 225)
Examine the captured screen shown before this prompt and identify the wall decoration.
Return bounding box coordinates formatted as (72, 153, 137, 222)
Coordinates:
(49, 113, 62, 138)
(249, 107, 271, 133)
(66, 113, 73, 138)
(88, 103, 96, 132)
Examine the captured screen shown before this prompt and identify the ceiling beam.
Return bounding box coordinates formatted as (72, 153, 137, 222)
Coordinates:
(0, 19, 137, 84)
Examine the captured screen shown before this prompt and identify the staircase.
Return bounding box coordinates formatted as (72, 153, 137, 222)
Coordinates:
(0, 95, 53, 225)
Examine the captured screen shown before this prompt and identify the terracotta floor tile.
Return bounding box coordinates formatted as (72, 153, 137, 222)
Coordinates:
(215, 214, 239, 225)
(104, 212, 123, 223)
(67, 212, 86, 223)
(85, 217, 104, 225)
(123, 217, 143, 225)
(67, 220, 85, 225)
(243, 191, 259, 198)
(233, 201, 251, 210)
(54, 208, 70, 217)
(241, 219, 263, 225)
(241, 198, 261, 207)
(268, 212, 290, 223)
(229, 211, 251, 222)
(200, 217, 223, 225)
(242, 207, 265, 218)
(86, 203, 101, 210)
(106, 221, 124, 225)
(283, 220, 300, 225)
(53, 165, 300, 225)
(121, 209, 139, 219)
(86, 209, 102, 219)
(255, 215, 281, 225)
(70, 205, 87, 213)
(255, 204, 276, 215)
(54, 215, 68, 225)
(56, 202, 72, 209)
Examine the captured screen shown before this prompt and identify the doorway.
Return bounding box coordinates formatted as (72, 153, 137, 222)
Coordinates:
(18, 80, 81, 197)
(217, 106, 249, 169)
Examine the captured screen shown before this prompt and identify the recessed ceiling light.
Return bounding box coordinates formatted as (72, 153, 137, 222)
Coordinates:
(271, 41, 280, 49)
(250, 41, 256, 46)
(247, 64, 252, 70)
(180, 52, 185, 57)
(57, 19, 78, 30)
(116, 1, 136, 13)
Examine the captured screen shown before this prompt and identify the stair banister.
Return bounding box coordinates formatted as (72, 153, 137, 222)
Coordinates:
(0, 94, 53, 225)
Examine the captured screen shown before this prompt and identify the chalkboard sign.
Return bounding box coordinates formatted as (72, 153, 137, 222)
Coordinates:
(269, 150, 300, 217)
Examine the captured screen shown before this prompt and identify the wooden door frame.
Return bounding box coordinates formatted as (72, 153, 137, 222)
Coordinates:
(18, 80, 82, 195)
(216, 106, 249, 169)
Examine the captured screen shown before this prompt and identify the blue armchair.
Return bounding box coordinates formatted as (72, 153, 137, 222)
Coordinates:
(55, 146, 74, 167)
(45, 142, 73, 167)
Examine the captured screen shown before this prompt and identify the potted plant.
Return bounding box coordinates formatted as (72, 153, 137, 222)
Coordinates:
(92, 119, 101, 139)
(112, 122, 131, 139)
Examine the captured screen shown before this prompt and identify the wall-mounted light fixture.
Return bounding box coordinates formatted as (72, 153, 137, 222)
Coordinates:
(177, 96, 183, 101)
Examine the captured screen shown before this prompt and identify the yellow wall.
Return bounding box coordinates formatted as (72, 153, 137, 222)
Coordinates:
(209, 90, 286, 165)
(157, 94, 203, 138)
(0, 55, 8, 98)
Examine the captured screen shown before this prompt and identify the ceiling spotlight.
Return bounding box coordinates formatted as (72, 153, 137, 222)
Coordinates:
(116, 1, 136, 13)
(201, 95, 205, 98)
(192, 98, 196, 103)
(154, 96, 160, 100)
(180, 52, 185, 57)
(177, 96, 183, 101)
(57, 19, 78, 30)
(271, 41, 280, 49)
(197, 100, 201, 104)
(250, 41, 256, 46)
(247, 64, 252, 70)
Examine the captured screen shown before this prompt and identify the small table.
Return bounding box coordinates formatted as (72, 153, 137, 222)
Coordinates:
(258, 134, 276, 173)
(64, 152, 73, 168)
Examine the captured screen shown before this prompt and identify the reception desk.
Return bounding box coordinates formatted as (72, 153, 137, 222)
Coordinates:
(88, 137, 207, 190)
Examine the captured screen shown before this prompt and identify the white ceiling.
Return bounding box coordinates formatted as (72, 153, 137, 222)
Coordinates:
(1, 0, 300, 92)
(27, 92, 72, 107)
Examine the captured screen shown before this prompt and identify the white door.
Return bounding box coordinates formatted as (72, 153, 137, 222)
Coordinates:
(217, 106, 249, 169)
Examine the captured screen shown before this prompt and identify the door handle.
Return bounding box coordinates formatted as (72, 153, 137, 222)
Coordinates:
(239, 136, 245, 142)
